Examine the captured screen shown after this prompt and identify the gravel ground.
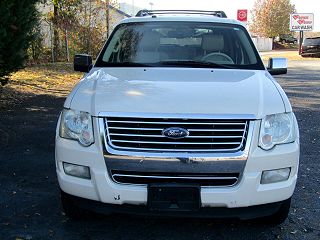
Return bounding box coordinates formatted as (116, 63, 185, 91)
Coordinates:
(0, 61, 319, 240)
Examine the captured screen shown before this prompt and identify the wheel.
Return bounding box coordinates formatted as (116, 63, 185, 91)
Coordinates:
(260, 198, 291, 225)
(60, 191, 93, 219)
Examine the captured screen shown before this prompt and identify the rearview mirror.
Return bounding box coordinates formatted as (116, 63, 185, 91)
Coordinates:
(74, 54, 93, 72)
(267, 58, 288, 75)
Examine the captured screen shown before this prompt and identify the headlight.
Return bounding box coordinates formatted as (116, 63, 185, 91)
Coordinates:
(59, 109, 94, 146)
(259, 112, 296, 150)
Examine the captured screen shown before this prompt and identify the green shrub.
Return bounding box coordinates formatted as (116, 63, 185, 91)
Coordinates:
(0, 0, 39, 79)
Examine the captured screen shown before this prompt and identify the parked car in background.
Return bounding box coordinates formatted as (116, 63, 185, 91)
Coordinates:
(301, 37, 320, 57)
(279, 35, 297, 44)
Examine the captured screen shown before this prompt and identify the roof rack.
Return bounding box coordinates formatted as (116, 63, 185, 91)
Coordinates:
(135, 10, 227, 18)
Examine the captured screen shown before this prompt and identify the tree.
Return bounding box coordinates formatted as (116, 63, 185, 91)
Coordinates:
(250, 0, 296, 37)
(46, 0, 118, 61)
(76, 0, 108, 57)
(49, 0, 81, 61)
(0, 0, 39, 80)
(29, 23, 44, 63)
(69, 0, 119, 57)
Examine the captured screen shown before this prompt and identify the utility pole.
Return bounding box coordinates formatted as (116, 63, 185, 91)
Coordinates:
(298, 31, 304, 55)
(105, 0, 110, 38)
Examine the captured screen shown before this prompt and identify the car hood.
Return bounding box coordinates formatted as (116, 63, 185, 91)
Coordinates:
(66, 67, 286, 119)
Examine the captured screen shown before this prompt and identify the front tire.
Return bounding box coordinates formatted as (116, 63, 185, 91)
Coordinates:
(60, 191, 92, 219)
(260, 198, 291, 225)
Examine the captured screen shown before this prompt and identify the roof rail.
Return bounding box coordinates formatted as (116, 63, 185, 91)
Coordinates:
(135, 10, 227, 18)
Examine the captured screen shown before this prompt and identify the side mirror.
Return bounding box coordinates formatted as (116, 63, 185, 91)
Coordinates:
(267, 58, 288, 75)
(74, 54, 93, 72)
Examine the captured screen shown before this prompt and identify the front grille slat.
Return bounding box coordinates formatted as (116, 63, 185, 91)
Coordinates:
(109, 127, 164, 131)
(111, 140, 242, 145)
(106, 146, 243, 152)
(109, 127, 245, 132)
(108, 120, 246, 125)
(189, 129, 245, 132)
(109, 133, 243, 139)
(104, 117, 249, 153)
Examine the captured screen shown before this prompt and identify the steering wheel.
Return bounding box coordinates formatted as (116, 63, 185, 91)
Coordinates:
(202, 52, 234, 64)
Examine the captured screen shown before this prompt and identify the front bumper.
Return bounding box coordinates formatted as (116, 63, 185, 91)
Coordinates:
(61, 190, 291, 220)
(55, 117, 299, 209)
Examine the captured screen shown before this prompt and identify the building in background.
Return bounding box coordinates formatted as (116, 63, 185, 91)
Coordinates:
(119, 2, 143, 16)
(38, 1, 131, 49)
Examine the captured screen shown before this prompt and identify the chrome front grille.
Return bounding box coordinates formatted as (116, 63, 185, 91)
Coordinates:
(103, 116, 250, 153)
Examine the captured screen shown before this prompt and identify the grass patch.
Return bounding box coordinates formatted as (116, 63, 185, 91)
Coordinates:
(261, 51, 318, 61)
(9, 63, 82, 96)
(0, 63, 82, 110)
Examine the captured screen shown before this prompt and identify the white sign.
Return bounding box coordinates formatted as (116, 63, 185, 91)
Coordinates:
(290, 13, 314, 31)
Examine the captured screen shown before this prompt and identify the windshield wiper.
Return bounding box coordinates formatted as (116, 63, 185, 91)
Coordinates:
(159, 60, 234, 69)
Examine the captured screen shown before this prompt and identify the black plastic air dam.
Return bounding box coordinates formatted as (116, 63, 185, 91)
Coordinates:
(61, 191, 290, 220)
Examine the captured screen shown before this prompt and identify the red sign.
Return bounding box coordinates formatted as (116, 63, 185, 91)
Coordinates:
(237, 9, 248, 22)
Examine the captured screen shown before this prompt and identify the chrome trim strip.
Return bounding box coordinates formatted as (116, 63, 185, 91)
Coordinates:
(105, 145, 243, 152)
(188, 129, 244, 132)
(109, 133, 243, 139)
(98, 112, 256, 120)
(112, 174, 238, 180)
(111, 173, 239, 187)
(107, 120, 246, 125)
(108, 127, 245, 132)
(111, 140, 242, 145)
(109, 127, 164, 131)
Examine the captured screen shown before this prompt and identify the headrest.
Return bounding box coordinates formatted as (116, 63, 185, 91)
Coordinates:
(201, 33, 224, 51)
(139, 31, 161, 51)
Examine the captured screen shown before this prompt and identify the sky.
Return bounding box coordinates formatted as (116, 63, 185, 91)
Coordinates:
(120, 0, 320, 31)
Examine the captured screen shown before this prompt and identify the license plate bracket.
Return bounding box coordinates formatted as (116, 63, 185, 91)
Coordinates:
(148, 184, 200, 212)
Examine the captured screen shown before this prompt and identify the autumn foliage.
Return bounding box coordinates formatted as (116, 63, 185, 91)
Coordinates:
(250, 0, 296, 37)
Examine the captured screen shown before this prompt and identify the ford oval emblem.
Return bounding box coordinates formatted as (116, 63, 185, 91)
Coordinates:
(162, 127, 189, 139)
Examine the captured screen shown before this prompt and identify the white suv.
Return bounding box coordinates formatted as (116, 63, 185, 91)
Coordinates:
(55, 10, 299, 223)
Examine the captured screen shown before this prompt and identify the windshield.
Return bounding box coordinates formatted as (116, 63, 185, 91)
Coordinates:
(95, 22, 264, 70)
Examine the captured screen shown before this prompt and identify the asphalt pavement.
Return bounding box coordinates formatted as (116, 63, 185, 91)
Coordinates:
(0, 60, 319, 240)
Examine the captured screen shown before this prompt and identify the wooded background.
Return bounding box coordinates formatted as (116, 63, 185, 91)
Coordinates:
(0, 0, 318, 81)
